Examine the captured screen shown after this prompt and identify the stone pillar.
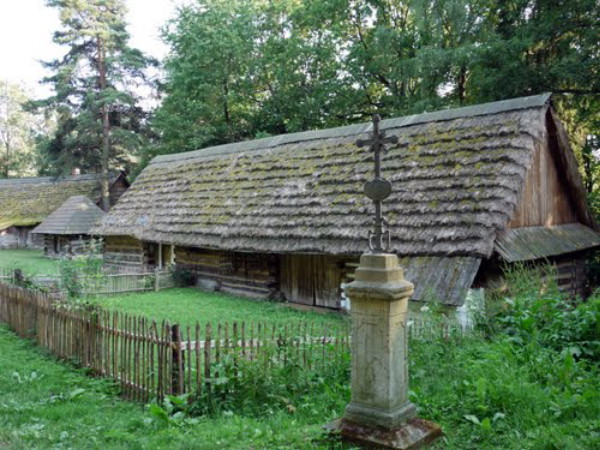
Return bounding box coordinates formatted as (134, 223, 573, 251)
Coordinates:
(326, 253, 442, 449)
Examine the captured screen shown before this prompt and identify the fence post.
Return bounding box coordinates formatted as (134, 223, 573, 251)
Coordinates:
(13, 269, 23, 286)
(154, 267, 160, 292)
(171, 324, 182, 395)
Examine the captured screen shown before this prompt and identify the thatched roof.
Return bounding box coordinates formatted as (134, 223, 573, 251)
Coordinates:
(96, 93, 598, 305)
(31, 195, 106, 236)
(0, 173, 125, 230)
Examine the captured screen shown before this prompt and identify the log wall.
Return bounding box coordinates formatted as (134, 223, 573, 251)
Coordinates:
(475, 253, 589, 300)
(555, 255, 587, 299)
(0, 227, 19, 249)
(175, 246, 279, 299)
(104, 235, 145, 269)
(0, 226, 43, 249)
(508, 141, 578, 228)
(42, 234, 96, 258)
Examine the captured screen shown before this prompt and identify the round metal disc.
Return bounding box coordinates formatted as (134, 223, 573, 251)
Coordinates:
(364, 178, 392, 201)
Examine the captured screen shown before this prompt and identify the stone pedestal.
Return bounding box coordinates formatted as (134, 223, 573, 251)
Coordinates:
(327, 253, 442, 449)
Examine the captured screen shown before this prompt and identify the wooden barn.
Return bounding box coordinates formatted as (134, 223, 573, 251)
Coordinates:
(31, 195, 106, 258)
(95, 94, 600, 308)
(0, 172, 128, 249)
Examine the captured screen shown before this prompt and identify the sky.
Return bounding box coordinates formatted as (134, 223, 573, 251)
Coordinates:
(0, 0, 187, 99)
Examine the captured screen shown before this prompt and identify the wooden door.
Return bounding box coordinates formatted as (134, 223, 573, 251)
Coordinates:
(280, 254, 342, 308)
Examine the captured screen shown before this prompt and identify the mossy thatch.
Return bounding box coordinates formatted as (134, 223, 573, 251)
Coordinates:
(95, 94, 599, 305)
(97, 95, 556, 256)
(0, 173, 122, 230)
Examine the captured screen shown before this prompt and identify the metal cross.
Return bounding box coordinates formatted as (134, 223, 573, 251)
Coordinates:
(356, 114, 398, 253)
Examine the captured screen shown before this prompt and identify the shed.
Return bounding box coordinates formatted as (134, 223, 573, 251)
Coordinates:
(31, 195, 106, 257)
(95, 94, 600, 306)
(0, 172, 128, 249)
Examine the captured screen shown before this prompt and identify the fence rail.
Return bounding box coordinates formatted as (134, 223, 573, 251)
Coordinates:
(0, 283, 351, 403)
(0, 267, 175, 296)
(0, 280, 466, 405)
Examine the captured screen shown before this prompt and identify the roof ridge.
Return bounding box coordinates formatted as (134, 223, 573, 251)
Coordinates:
(0, 172, 122, 185)
(153, 93, 552, 165)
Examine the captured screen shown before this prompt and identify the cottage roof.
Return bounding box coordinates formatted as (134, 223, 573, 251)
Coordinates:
(0, 172, 124, 230)
(31, 195, 106, 236)
(495, 224, 600, 262)
(96, 94, 599, 305)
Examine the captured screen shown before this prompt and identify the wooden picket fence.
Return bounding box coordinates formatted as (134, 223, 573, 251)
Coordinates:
(0, 283, 350, 403)
(0, 267, 175, 296)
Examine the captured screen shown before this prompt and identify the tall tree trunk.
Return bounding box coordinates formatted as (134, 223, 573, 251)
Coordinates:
(98, 36, 111, 212)
(3, 82, 11, 178)
(4, 141, 10, 178)
(458, 66, 467, 105)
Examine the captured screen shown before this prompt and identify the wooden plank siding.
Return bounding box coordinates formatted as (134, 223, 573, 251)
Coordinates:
(109, 176, 129, 206)
(508, 140, 578, 228)
(280, 255, 344, 308)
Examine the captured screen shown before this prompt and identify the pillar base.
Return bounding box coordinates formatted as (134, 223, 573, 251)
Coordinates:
(325, 417, 442, 450)
(345, 401, 417, 430)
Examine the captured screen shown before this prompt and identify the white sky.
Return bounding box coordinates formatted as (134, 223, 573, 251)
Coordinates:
(0, 0, 187, 99)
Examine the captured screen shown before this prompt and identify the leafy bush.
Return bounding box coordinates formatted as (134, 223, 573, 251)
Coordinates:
(411, 268, 600, 448)
(171, 266, 195, 287)
(482, 264, 600, 361)
(187, 344, 350, 418)
(58, 241, 105, 299)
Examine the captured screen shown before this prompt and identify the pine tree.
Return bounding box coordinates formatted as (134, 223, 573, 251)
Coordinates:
(36, 0, 156, 210)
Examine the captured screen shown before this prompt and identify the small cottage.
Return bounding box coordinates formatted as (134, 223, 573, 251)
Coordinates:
(0, 172, 128, 249)
(31, 195, 106, 257)
(95, 94, 600, 307)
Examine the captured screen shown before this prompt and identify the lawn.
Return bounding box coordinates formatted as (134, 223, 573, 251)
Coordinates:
(92, 288, 349, 330)
(0, 325, 349, 450)
(0, 249, 59, 274)
(2, 268, 599, 449)
(2, 290, 599, 449)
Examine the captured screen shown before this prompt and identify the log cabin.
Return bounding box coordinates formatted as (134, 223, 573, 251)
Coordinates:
(0, 172, 128, 249)
(31, 195, 106, 257)
(94, 94, 600, 308)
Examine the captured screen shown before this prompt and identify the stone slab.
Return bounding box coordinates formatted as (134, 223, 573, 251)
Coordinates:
(325, 417, 443, 449)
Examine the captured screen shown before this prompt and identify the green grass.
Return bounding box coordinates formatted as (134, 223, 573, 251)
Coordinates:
(2, 265, 599, 449)
(410, 335, 600, 449)
(92, 288, 348, 329)
(0, 249, 59, 275)
(0, 325, 348, 450)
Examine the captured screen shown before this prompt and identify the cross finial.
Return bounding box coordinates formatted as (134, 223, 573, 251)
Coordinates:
(356, 114, 398, 253)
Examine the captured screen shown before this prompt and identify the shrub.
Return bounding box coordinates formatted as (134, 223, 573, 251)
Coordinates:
(188, 344, 350, 418)
(58, 242, 105, 299)
(481, 264, 600, 361)
(171, 266, 195, 287)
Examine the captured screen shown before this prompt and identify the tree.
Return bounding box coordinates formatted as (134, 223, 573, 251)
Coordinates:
(152, 0, 598, 187)
(468, 0, 600, 190)
(152, 0, 492, 159)
(36, 0, 156, 210)
(0, 80, 44, 178)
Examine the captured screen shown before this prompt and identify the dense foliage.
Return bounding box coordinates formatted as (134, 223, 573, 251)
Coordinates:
(151, 0, 599, 180)
(0, 80, 48, 178)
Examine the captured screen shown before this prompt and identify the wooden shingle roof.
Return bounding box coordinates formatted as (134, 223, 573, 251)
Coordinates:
(96, 93, 596, 305)
(32, 195, 105, 236)
(495, 224, 600, 262)
(0, 173, 123, 230)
